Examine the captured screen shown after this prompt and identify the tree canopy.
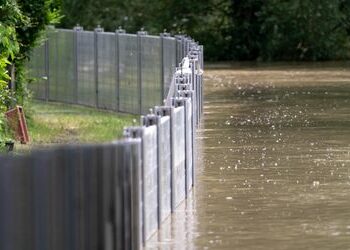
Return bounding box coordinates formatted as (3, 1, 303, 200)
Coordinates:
(57, 0, 350, 61)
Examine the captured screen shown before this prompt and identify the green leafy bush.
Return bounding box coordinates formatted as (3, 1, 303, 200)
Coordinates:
(0, 0, 60, 151)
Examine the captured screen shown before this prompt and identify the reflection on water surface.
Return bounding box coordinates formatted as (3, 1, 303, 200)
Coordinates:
(147, 63, 350, 249)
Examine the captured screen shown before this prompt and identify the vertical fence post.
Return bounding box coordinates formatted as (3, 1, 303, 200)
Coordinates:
(94, 25, 104, 109)
(115, 27, 125, 112)
(137, 29, 148, 114)
(73, 25, 83, 104)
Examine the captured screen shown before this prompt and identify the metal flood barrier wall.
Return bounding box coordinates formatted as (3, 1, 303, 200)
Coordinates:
(28, 27, 181, 115)
(0, 141, 142, 250)
(2, 30, 204, 250)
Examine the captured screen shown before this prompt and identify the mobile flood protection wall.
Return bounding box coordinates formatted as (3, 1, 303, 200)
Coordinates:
(28, 27, 200, 115)
(1, 27, 204, 250)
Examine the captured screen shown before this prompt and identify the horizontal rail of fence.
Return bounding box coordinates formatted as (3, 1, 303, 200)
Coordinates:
(1, 32, 204, 250)
(28, 26, 203, 115)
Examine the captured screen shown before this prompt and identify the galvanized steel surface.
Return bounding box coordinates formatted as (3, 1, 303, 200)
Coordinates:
(48, 30, 76, 103)
(171, 106, 186, 209)
(140, 36, 162, 114)
(77, 31, 95, 107)
(157, 116, 172, 223)
(28, 29, 190, 115)
(141, 126, 159, 241)
(17, 29, 204, 250)
(97, 32, 117, 110)
(0, 141, 143, 250)
(163, 37, 177, 98)
(119, 34, 139, 113)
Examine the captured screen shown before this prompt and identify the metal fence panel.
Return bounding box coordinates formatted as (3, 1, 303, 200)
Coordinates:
(158, 116, 171, 223)
(77, 31, 96, 107)
(184, 99, 193, 193)
(163, 37, 176, 98)
(127, 139, 142, 250)
(141, 125, 159, 241)
(0, 157, 35, 250)
(50, 147, 82, 250)
(48, 31, 58, 101)
(48, 30, 75, 103)
(80, 146, 100, 250)
(176, 37, 184, 65)
(28, 45, 46, 100)
(114, 140, 142, 250)
(32, 151, 59, 250)
(171, 106, 186, 209)
(119, 34, 139, 113)
(140, 36, 161, 114)
(97, 32, 117, 110)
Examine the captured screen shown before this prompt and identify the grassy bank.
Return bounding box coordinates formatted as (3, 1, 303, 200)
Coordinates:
(16, 101, 137, 152)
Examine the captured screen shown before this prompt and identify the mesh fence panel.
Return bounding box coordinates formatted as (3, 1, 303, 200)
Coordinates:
(140, 36, 161, 114)
(48, 31, 58, 101)
(77, 31, 96, 107)
(163, 37, 176, 99)
(52, 30, 75, 103)
(119, 34, 139, 114)
(28, 45, 46, 100)
(97, 32, 117, 110)
(27, 29, 191, 116)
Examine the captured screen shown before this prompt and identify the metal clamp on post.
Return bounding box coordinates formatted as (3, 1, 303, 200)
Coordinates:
(94, 25, 104, 33)
(137, 28, 148, 36)
(73, 25, 83, 32)
(141, 114, 159, 127)
(177, 90, 197, 126)
(155, 106, 173, 117)
(176, 83, 191, 91)
(175, 74, 191, 85)
(116, 26, 126, 34)
(124, 127, 143, 138)
(160, 31, 171, 37)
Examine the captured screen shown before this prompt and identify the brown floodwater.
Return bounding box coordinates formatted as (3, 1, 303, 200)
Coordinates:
(146, 62, 350, 249)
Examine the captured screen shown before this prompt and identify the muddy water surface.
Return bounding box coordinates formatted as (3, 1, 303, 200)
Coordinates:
(147, 63, 350, 249)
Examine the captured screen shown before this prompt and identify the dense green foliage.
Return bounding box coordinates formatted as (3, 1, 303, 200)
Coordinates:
(0, 0, 59, 149)
(14, 0, 60, 105)
(0, 0, 24, 147)
(58, 0, 350, 61)
(0, 0, 23, 112)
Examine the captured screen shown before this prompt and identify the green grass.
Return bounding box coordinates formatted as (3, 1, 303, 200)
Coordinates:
(17, 100, 137, 152)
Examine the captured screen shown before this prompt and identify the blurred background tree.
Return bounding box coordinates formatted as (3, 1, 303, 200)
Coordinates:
(57, 0, 350, 61)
